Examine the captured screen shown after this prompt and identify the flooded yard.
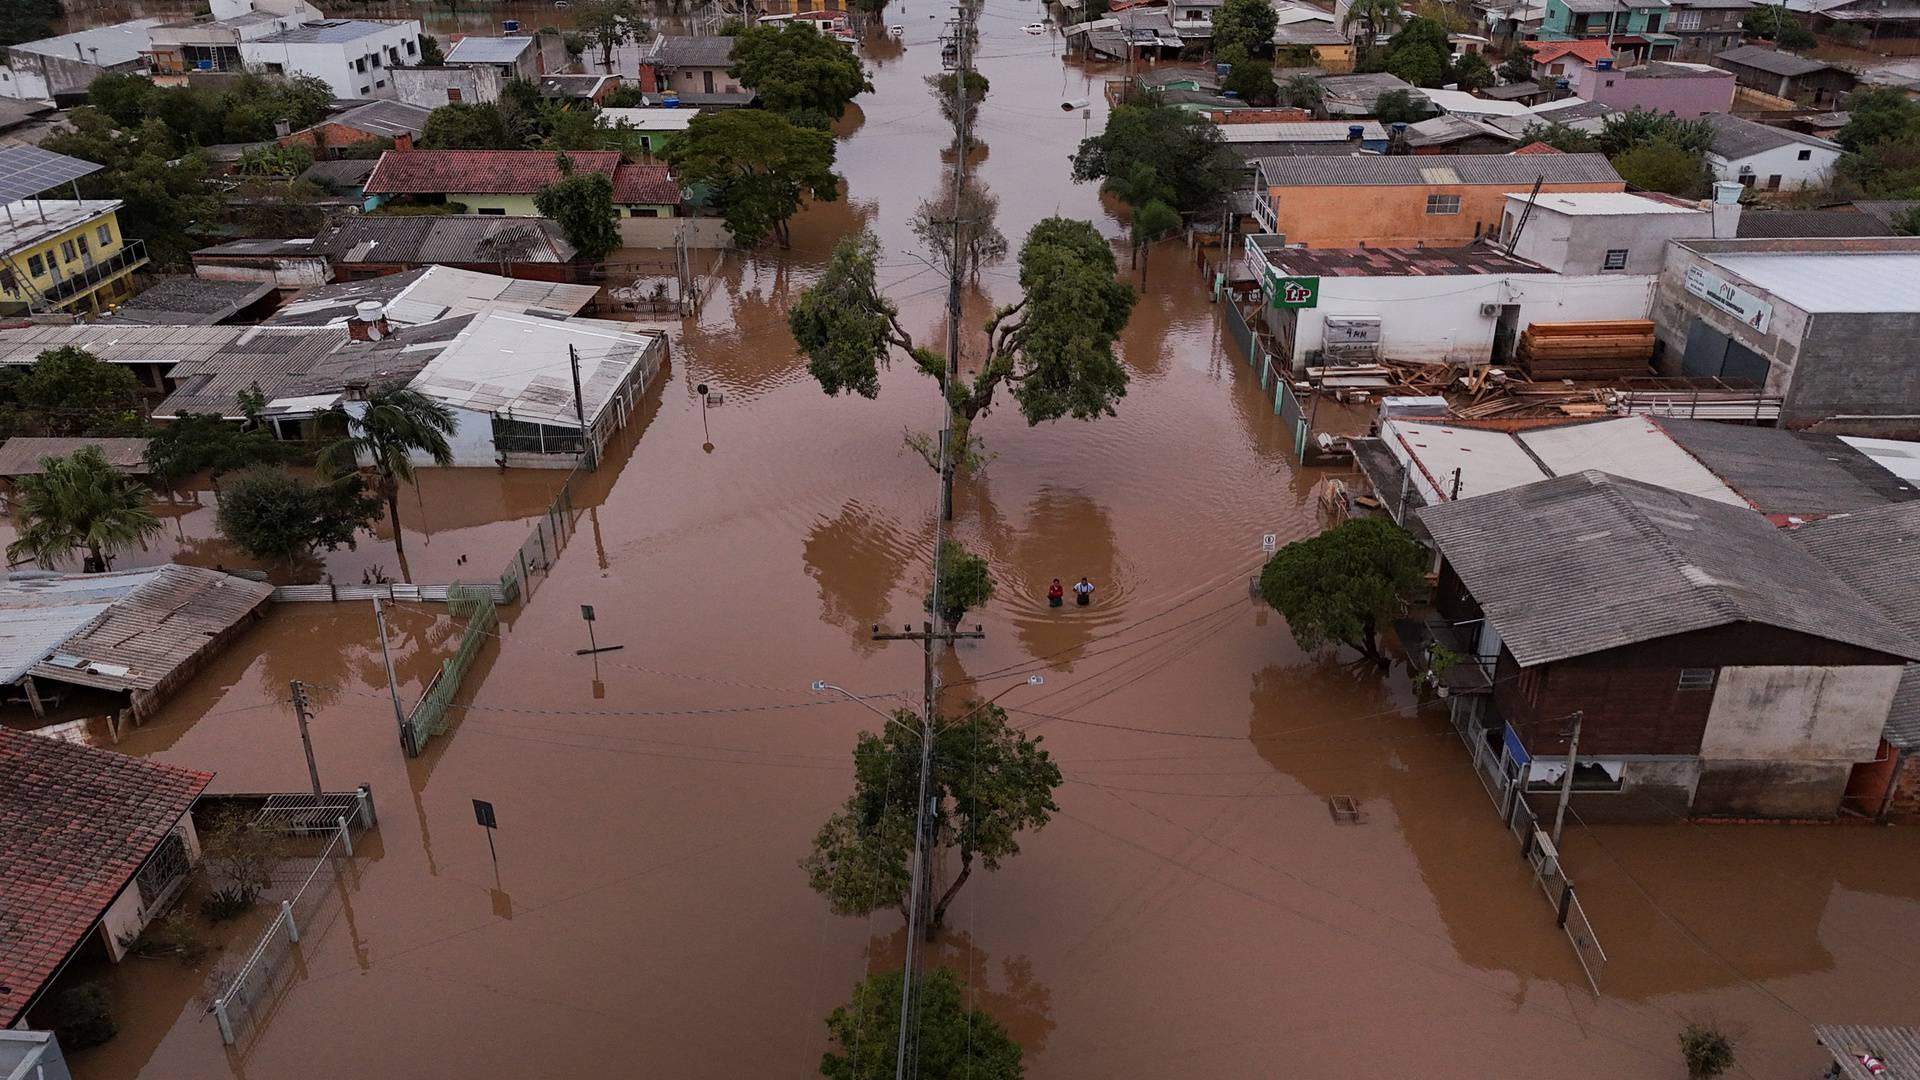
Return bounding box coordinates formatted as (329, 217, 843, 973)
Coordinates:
(31, 5, 1920, 1078)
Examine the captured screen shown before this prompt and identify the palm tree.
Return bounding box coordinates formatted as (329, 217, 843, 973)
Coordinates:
(7, 447, 162, 572)
(321, 385, 456, 570)
(1341, 0, 1405, 64)
(1280, 73, 1328, 118)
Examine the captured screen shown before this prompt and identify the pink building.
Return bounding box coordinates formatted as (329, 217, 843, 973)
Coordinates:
(1571, 59, 1736, 118)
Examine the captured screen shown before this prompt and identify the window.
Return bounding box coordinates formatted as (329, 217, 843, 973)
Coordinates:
(266, 62, 284, 74)
(1604, 78, 1616, 87)
(135, 830, 192, 909)
(447, 87, 463, 102)
(1673, 8, 1701, 28)
(1603, 248, 1629, 270)
(27, 253, 43, 276)
(631, 207, 659, 218)
(1797, 148, 1812, 160)
(1644, 14, 1660, 30)
(356, 57, 367, 72)
(76, 235, 88, 257)
(360, 85, 371, 94)
(1766, 174, 1782, 190)
(371, 54, 382, 67)
(1739, 174, 1755, 187)
(406, 39, 417, 54)
(1550, 62, 1566, 74)
(376, 79, 386, 88)
(96, 223, 111, 245)
(1677, 668, 1716, 690)
(1526, 760, 1626, 793)
(1425, 194, 1461, 215)
(477, 207, 507, 215)
(60, 239, 75, 261)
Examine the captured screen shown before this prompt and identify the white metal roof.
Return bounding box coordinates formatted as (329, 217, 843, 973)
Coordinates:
(0, 570, 160, 684)
(1502, 191, 1704, 216)
(1841, 436, 1920, 485)
(1215, 121, 1387, 142)
(1517, 415, 1746, 505)
(598, 107, 701, 131)
(8, 18, 164, 65)
(1382, 419, 1548, 504)
(444, 35, 534, 63)
(1421, 87, 1532, 117)
(1704, 251, 1920, 313)
(407, 312, 663, 428)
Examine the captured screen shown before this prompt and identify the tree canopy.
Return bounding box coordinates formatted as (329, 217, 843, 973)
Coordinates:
(729, 23, 871, 124)
(1499, 43, 1535, 84)
(662, 110, 840, 248)
(910, 179, 1007, 282)
(1258, 517, 1426, 664)
(535, 154, 622, 260)
(145, 411, 293, 488)
(1341, 0, 1405, 60)
(16, 347, 142, 437)
(928, 69, 990, 141)
(800, 700, 1061, 933)
(1279, 73, 1327, 114)
(1222, 61, 1278, 106)
(576, 0, 648, 70)
(928, 540, 993, 627)
(820, 968, 1025, 1080)
(0, 0, 58, 47)
(1834, 88, 1920, 196)
(1371, 89, 1427, 125)
(7, 447, 162, 573)
(1611, 139, 1712, 197)
(1070, 98, 1242, 214)
(41, 114, 216, 268)
(1211, 0, 1279, 64)
(1453, 51, 1496, 90)
(320, 385, 456, 568)
(216, 467, 383, 565)
(1744, 4, 1815, 48)
(421, 102, 521, 149)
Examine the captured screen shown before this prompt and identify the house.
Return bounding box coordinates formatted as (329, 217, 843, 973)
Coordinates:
(1481, 80, 1551, 105)
(263, 264, 598, 328)
(1250, 152, 1624, 247)
(1735, 206, 1900, 237)
(540, 73, 622, 105)
(278, 99, 431, 158)
(1701, 112, 1841, 190)
(145, 0, 323, 78)
(100, 276, 278, 324)
(393, 62, 503, 107)
(1314, 72, 1427, 115)
(1573, 59, 1735, 116)
(1472, 0, 1550, 41)
(1417, 470, 1920, 821)
(1526, 39, 1617, 85)
(1540, 0, 1679, 59)
(238, 19, 426, 100)
(310, 216, 587, 282)
(443, 34, 539, 79)
(1215, 120, 1389, 162)
(190, 237, 334, 290)
(1499, 189, 1725, 274)
(0, 437, 151, 481)
(599, 107, 700, 153)
(635, 36, 749, 105)
(1241, 236, 1654, 369)
(1786, 0, 1920, 46)
(0, 146, 149, 318)
(1713, 44, 1857, 106)
(361, 149, 680, 218)
(0, 566, 273, 721)
(0, 728, 212, 1027)
(397, 311, 667, 467)
(1406, 113, 1518, 154)
(0, 19, 163, 103)
(0, 1031, 70, 1080)
(1651, 236, 1920, 434)
(1665, 0, 1752, 59)
(1272, 23, 1356, 69)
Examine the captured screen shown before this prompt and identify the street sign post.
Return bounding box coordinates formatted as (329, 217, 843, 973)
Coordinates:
(472, 799, 498, 864)
(575, 604, 623, 655)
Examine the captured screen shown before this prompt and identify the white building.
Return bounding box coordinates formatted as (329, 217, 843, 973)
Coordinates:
(1243, 235, 1654, 368)
(597, 107, 700, 153)
(0, 18, 162, 102)
(146, 0, 323, 78)
(1497, 188, 1731, 275)
(239, 18, 425, 100)
(1702, 112, 1841, 192)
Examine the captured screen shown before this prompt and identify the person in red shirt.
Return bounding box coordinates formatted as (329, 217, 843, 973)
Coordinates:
(1047, 578, 1064, 608)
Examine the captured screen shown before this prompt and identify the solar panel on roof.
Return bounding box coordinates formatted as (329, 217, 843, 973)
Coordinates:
(0, 145, 103, 203)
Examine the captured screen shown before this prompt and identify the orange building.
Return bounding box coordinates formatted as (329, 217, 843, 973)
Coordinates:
(1251, 154, 1626, 248)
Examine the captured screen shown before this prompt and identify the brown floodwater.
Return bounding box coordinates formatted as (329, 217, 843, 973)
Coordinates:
(34, 7, 1920, 1079)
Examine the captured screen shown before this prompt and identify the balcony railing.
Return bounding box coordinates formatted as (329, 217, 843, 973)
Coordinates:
(42, 240, 147, 307)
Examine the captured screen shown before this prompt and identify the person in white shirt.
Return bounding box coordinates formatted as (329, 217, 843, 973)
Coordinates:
(1073, 577, 1094, 606)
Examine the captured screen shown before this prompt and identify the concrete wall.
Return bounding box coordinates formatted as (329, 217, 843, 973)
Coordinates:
(0, 53, 141, 102)
(1691, 760, 1853, 818)
(97, 813, 201, 961)
(0, 1030, 73, 1080)
(1700, 665, 1901, 762)
(1708, 142, 1839, 191)
(1503, 202, 1714, 275)
(192, 256, 332, 289)
(393, 63, 503, 107)
(1650, 241, 1814, 395)
(449, 192, 676, 219)
(617, 215, 732, 249)
(1794, 311, 1920, 433)
(241, 21, 423, 100)
(1574, 68, 1735, 117)
(1288, 271, 1654, 364)
(1267, 181, 1624, 248)
(438, 404, 500, 466)
(1888, 750, 1920, 822)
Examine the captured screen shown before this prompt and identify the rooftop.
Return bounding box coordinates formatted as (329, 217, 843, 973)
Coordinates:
(1528, 39, 1616, 64)
(1417, 470, 1920, 667)
(443, 34, 535, 63)
(1688, 241, 1920, 313)
(1254, 238, 1551, 277)
(1714, 43, 1837, 77)
(1421, 87, 1532, 116)
(1315, 72, 1423, 104)
(1482, 80, 1543, 99)
(0, 199, 121, 255)
(155, 320, 464, 417)
(6, 17, 164, 65)
(252, 18, 414, 44)
(0, 727, 211, 1027)
(1811, 1025, 1920, 1080)
(612, 162, 680, 204)
(1502, 189, 1704, 215)
(408, 311, 666, 428)
(540, 74, 618, 98)
(0, 324, 253, 369)
(311, 215, 578, 265)
(267, 264, 598, 327)
(1657, 417, 1919, 517)
(299, 157, 379, 191)
(1254, 152, 1620, 186)
(1559, 0, 1667, 9)
(599, 107, 702, 131)
(364, 149, 624, 195)
(646, 34, 737, 68)
(1214, 121, 1386, 143)
(1792, 504, 1920, 747)
(1626, 60, 1731, 78)
(1702, 111, 1840, 159)
(322, 99, 432, 139)
(1736, 208, 1895, 238)
(102, 276, 274, 325)
(0, 437, 149, 478)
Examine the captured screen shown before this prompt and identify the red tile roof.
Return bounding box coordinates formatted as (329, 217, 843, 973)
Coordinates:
(1512, 141, 1565, 154)
(0, 729, 211, 1025)
(612, 163, 681, 204)
(364, 149, 624, 195)
(1530, 40, 1615, 66)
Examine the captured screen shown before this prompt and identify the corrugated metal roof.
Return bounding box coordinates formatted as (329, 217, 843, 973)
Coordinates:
(1792, 502, 1920, 644)
(17, 566, 272, 692)
(0, 325, 251, 368)
(1701, 251, 1920, 313)
(647, 34, 737, 68)
(1418, 470, 1920, 666)
(1518, 416, 1746, 506)
(1655, 417, 1920, 514)
(1812, 1024, 1920, 1078)
(1216, 121, 1387, 142)
(1703, 111, 1840, 159)
(0, 437, 149, 477)
(253, 18, 410, 43)
(7, 18, 164, 65)
(1255, 152, 1620, 187)
(408, 312, 664, 427)
(1715, 43, 1835, 77)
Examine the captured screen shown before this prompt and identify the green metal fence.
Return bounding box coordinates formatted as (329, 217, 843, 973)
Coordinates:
(401, 583, 497, 757)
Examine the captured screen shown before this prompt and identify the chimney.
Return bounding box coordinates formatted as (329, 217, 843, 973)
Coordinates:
(1348, 124, 1364, 142)
(343, 379, 370, 402)
(274, 117, 292, 138)
(1710, 179, 1744, 239)
(394, 130, 414, 152)
(348, 301, 390, 341)
(638, 63, 658, 94)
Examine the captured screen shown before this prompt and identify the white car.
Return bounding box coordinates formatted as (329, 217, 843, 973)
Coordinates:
(1023, 21, 1047, 32)
(889, 23, 904, 34)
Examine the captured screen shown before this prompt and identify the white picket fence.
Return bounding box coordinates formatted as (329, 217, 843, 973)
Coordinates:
(270, 581, 513, 604)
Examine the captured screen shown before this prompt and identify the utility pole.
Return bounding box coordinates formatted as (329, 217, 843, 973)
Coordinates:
(1551, 710, 1583, 846)
(374, 596, 409, 756)
(937, 2, 972, 523)
(290, 680, 321, 796)
(568, 343, 597, 472)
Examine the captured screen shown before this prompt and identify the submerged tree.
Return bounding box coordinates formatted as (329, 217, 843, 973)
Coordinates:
(216, 466, 383, 566)
(663, 110, 839, 248)
(820, 967, 1025, 1079)
(790, 219, 1135, 517)
(909, 179, 1008, 283)
(319, 385, 456, 568)
(927, 69, 990, 144)
(729, 22, 871, 125)
(801, 700, 1061, 937)
(535, 153, 621, 260)
(1070, 98, 1242, 216)
(1258, 517, 1426, 666)
(145, 412, 294, 488)
(926, 539, 993, 628)
(7, 447, 162, 572)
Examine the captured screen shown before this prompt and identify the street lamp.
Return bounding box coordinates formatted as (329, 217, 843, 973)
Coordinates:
(810, 680, 917, 734)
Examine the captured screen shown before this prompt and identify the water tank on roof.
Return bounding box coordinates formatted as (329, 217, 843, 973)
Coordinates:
(197, 59, 213, 70)
(504, 18, 520, 31)
(1596, 57, 1612, 70)
(661, 93, 679, 107)
(1347, 124, 1364, 141)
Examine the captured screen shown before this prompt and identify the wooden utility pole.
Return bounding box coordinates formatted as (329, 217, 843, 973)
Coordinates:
(1551, 710, 1583, 846)
(290, 679, 321, 796)
(374, 596, 409, 756)
(568, 344, 598, 472)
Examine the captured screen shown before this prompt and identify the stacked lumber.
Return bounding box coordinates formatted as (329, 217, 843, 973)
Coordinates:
(1516, 320, 1655, 380)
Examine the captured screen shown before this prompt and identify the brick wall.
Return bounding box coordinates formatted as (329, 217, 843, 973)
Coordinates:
(1888, 752, 1920, 823)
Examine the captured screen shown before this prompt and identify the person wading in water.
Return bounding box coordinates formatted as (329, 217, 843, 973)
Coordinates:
(1048, 578, 1064, 608)
(1073, 577, 1095, 606)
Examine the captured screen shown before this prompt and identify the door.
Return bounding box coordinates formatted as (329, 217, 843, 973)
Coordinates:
(703, 69, 715, 94)
(1492, 304, 1521, 363)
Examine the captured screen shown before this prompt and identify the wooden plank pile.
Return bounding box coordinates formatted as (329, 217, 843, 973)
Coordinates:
(1516, 320, 1656, 380)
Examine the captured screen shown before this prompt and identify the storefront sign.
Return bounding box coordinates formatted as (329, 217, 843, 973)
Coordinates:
(1267, 273, 1319, 309)
(1684, 265, 1772, 335)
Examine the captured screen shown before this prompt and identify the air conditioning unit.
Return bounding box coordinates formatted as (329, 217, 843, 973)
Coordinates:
(1479, 302, 1500, 317)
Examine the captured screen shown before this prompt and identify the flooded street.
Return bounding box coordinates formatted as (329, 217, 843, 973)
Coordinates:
(44, 5, 1920, 1078)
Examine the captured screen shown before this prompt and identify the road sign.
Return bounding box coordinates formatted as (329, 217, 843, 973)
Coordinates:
(1261, 533, 1278, 553)
(472, 799, 497, 829)
(580, 604, 596, 623)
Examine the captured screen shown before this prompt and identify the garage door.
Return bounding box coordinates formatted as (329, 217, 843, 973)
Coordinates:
(1679, 318, 1771, 385)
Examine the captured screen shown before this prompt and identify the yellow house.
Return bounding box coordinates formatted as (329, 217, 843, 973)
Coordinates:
(0, 200, 147, 318)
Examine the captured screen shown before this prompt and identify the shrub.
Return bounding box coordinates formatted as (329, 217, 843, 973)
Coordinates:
(51, 984, 116, 1050)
